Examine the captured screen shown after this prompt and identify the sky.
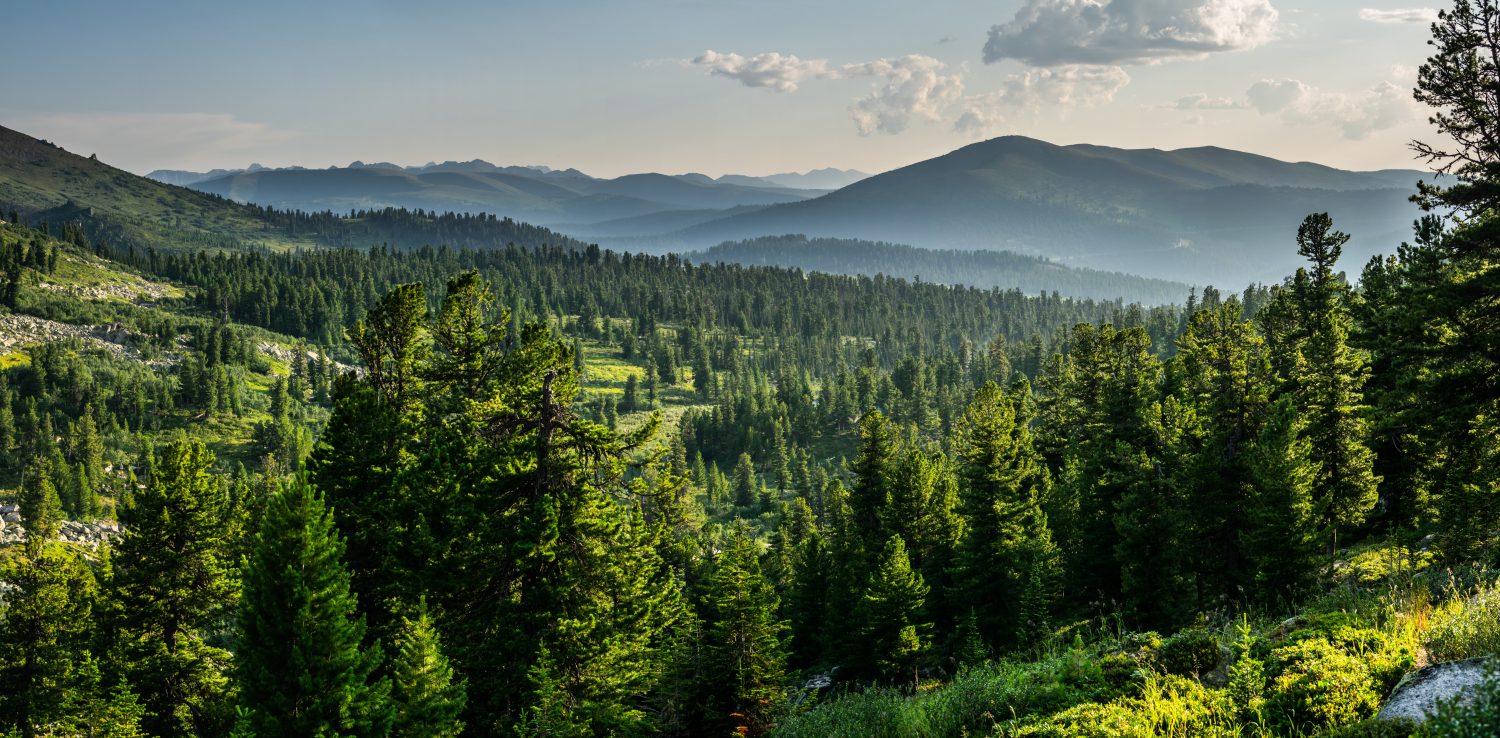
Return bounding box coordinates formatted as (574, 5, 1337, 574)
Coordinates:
(0, 0, 1447, 178)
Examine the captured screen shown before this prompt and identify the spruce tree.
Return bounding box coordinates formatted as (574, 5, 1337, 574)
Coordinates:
(732, 452, 758, 508)
(235, 477, 392, 738)
(106, 438, 233, 738)
(18, 456, 61, 545)
(1175, 301, 1273, 604)
(1113, 397, 1194, 629)
(850, 411, 897, 554)
(389, 600, 466, 738)
(698, 524, 789, 736)
(0, 537, 97, 737)
(1244, 397, 1320, 601)
(1292, 214, 1380, 555)
(1399, 0, 1500, 559)
(858, 535, 931, 688)
(954, 382, 1057, 651)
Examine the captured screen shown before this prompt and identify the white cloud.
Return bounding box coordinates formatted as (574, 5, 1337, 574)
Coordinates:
(1359, 8, 1438, 24)
(5, 111, 296, 172)
(687, 49, 1129, 137)
(841, 55, 966, 135)
(1170, 93, 1247, 109)
(689, 50, 833, 92)
(1247, 77, 1420, 139)
(984, 0, 1280, 66)
(955, 65, 1131, 135)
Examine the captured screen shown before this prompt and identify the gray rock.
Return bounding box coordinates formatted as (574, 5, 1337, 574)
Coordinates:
(1378, 657, 1493, 723)
(3, 512, 20, 523)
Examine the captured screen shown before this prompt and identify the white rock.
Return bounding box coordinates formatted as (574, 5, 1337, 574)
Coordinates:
(1378, 658, 1493, 724)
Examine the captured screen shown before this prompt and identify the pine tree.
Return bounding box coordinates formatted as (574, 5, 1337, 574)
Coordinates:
(698, 524, 789, 736)
(622, 373, 641, 413)
(0, 541, 97, 738)
(66, 656, 147, 738)
(1292, 214, 1380, 555)
(235, 477, 392, 738)
(1113, 397, 1194, 629)
(106, 438, 233, 738)
(1244, 397, 1321, 601)
(858, 535, 931, 688)
(733, 452, 758, 508)
(1175, 301, 1273, 605)
(850, 411, 898, 553)
(954, 382, 1056, 651)
(18, 456, 61, 546)
(73, 405, 104, 495)
(1398, 0, 1500, 559)
(389, 599, 466, 738)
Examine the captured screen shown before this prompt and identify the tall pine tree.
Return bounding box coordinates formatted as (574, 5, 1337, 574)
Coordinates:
(235, 477, 392, 737)
(106, 438, 233, 738)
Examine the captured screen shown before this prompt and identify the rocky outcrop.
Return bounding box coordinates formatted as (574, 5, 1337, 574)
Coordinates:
(1377, 657, 1493, 723)
(0, 504, 122, 548)
(0, 314, 159, 364)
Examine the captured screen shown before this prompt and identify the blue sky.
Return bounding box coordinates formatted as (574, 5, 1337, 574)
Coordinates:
(2, 0, 1444, 176)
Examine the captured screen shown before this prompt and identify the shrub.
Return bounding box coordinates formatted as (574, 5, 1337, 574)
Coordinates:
(921, 661, 1086, 736)
(1101, 632, 1162, 693)
(1160, 629, 1221, 677)
(771, 659, 1093, 738)
(770, 687, 921, 738)
(1265, 637, 1381, 733)
(1284, 612, 1416, 691)
(1426, 582, 1500, 663)
(1003, 674, 1235, 738)
(1315, 717, 1420, 737)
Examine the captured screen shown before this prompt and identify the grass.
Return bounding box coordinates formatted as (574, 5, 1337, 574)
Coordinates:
(1425, 576, 1500, 663)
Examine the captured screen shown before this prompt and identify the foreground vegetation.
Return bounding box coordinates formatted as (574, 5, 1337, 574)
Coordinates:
(0, 2, 1497, 737)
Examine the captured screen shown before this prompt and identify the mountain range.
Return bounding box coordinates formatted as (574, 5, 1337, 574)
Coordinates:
(659, 137, 1434, 284)
(0, 124, 1187, 302)
(145, 136, 1434, 285)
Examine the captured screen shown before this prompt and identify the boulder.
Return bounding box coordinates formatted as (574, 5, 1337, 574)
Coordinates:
(1378, 657, 1492, 723)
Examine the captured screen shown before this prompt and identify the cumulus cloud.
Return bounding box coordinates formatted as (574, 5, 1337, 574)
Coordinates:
(1359, 7, 1438, 23)
(689, 50, 834, 92)
(5, 111, 295, 172)
(955, 65, 1131, 135)
(1247, 77, 1419, 139)
(841, 55, 966, 135)
(1170, 92, 1247, 109)
(687, 49, 1129, 136)
(984, 0, 1279, 66)
(687, 50, 968, 135)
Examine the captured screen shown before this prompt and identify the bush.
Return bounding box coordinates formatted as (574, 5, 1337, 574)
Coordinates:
(1101, 632, 1162, 693)
(770, 687, 920, 738)
(771, 660, 1093, 738)
(1424, 663, 1500, 738)
(1265, 637, 1381, 733)
(1003, 674, 1235, 738)
(921, 661, 1086, 736)
(1315, 717, 1420, 737)
(1284, 612, 1416, 691)
(1427, 582, 1500, 663)
(1159, 629, 1221, 677)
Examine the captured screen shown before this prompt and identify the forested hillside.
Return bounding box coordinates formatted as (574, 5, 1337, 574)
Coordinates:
(690, 235, 1191, 303)
(0, 3, 1496, 738)
(0, 125, 592, 254)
